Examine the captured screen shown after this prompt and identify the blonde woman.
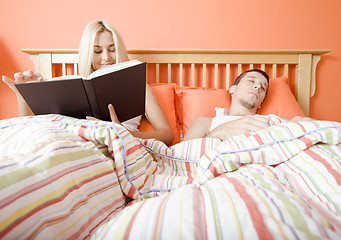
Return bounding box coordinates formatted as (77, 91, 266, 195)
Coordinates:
(2, 20, 173, 145)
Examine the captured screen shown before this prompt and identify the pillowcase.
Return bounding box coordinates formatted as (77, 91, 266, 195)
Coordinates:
(175, 86, 230, 135)
(175, 76, 304, 137)
(138, 83, 181, 145)
(257, 76, 304, 118)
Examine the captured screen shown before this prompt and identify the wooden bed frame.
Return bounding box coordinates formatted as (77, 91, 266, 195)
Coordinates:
(21, 49, 330, 116)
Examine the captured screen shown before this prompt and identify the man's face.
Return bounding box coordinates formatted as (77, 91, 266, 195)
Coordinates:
(230, 72, 269, 111)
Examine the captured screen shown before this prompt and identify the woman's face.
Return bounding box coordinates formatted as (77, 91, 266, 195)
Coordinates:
(92, 30, 116, 71)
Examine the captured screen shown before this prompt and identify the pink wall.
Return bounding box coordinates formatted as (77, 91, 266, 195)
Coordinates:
(1, 0, 340, 121)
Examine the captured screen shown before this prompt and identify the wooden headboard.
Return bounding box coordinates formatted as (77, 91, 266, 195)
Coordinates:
(21, 49, 330, 116)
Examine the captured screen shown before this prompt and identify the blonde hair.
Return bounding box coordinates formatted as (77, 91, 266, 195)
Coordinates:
(78, 20, 129, 77)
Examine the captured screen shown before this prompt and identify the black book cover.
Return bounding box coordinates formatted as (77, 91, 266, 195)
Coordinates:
(15, 60, 146, 122)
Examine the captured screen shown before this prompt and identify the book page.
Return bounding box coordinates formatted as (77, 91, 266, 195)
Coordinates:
(87, 59, 142, 79)
(45, 75, 84, 81)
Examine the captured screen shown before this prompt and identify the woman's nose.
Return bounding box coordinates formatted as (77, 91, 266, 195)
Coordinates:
(101, 50, 111, 61)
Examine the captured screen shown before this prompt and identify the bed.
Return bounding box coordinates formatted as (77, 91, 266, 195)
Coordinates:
(1, 49, 341, 240)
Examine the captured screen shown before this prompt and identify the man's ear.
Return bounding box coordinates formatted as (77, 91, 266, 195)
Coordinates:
(229, 85, 236, 94)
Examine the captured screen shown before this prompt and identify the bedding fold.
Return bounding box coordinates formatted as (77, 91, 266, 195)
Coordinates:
(0, 114, 340, 239)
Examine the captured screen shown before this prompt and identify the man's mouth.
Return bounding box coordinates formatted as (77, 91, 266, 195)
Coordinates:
(249, 92, 258, 99)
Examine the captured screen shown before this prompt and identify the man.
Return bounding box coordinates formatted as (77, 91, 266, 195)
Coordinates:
(183, 69, 310, 141)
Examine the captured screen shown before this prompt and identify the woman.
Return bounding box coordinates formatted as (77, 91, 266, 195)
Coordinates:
(2, 20, 173, 145)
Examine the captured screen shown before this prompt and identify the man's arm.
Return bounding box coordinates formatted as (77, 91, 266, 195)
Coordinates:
(183, 115, 269, 141)
(205, 116, 269, 140)
(283, 116, 315, 122)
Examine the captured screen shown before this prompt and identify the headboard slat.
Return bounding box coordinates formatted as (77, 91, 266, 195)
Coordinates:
(179, 63, 183, 86)
(272, 64, 277, 78)
(214, 64, 218, 89)
(21, 49, 330, 116)
(62, 63, 66, 76)
(155, 63, 160, 83)
(167, 64, 171, 83)
(226, 64, 230, 89)
(203, 64, 207, 87)
(191, 64, 195, 87)
(284, 64, 289, 77)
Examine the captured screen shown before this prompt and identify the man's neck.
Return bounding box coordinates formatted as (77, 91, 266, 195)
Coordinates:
(229, 104, 257, 116)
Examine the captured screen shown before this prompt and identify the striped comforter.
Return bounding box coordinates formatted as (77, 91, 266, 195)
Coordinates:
(0, 114, 340, 239)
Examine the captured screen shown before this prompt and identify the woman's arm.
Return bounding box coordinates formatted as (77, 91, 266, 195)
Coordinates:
(182, 116, 212, 141)
(132, 85, 173, 145)
(107, 85, 174, 146)
(2, 71, 43, 116)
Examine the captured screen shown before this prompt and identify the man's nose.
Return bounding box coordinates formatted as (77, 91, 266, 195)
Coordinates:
(254, 83, 261, 91)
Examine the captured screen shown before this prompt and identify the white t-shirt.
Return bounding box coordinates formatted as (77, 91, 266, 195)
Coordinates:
(210, 108, 242, 131)
(210, 108, 281, 132)
(121, 115, 142, 131)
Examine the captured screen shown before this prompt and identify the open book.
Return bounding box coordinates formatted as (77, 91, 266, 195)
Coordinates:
(15, 60, 146, 122)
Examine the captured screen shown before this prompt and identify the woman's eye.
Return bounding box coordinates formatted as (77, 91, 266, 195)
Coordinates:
(109, 49, 116, 53)
(94, 51, 102, 54)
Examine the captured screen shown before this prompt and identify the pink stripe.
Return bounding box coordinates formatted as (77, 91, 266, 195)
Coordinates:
(192, 187, 207, 240)
(276, 142, 290, 160)
(69, 194, 127, 240)
(200, 138, 206, 157)
(1, 170, 116, 239)
(126, 144, 143, 155)
(78, 126, 87, 138)
(305, 149, 341, 185)
(299, 136, 313, 149)
(1, 158, 112, 209)
(185, 162, 193, 184)
(282, 162, 322, 201)
(254, 134, 264, 145)
(228, 177, 273, 240)
(123, 201, 148, 239)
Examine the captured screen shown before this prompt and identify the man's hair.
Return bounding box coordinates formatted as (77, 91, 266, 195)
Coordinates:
(233, 69, 269, 86)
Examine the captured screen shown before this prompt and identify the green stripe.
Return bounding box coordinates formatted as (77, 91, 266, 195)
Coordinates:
(1, 148, 101, 189)
(247, 168, 319, 239)
(203, 184, 223, 240)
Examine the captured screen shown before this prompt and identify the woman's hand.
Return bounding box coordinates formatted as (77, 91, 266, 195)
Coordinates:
(2, 70, 43, 94)
(86, 104, 121, 124)
(2, 70, 43, 117)
(108, 104, 120, 124)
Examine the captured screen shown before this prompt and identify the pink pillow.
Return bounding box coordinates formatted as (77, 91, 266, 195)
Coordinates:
(258, 76, 304, 118)
(175, 86, 230, 135)
(138, 83, 181, 145)
(175, 76, 304, 136)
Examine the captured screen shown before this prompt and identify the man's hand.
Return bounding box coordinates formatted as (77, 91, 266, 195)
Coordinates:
(206, 115, 270, 141)
(289, 116, 314, 122)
